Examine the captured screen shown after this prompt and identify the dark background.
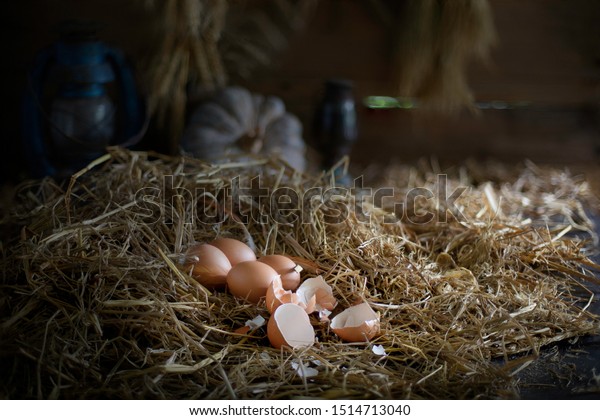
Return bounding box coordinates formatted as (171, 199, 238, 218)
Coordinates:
(3, 0, 600, 181)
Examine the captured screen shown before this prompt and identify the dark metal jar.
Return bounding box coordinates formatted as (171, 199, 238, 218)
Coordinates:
(312, 79, 358, 170)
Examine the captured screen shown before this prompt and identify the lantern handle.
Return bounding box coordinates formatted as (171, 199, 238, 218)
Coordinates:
(22, 46, 56, 178)
(105, 47, 146, 147)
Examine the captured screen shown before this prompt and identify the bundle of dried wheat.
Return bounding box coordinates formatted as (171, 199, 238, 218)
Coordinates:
(141, 0, 227, 150)
(140, 0, 315, 152)
(386, 0, 496, 112)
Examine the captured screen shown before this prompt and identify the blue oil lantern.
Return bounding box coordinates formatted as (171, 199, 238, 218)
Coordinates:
(22, 21, 145, 178)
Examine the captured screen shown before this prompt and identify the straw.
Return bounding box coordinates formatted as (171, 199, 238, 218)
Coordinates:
(0, 148, 598, 399)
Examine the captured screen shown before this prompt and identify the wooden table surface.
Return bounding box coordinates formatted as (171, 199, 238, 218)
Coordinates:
(516, 211, 600, 399)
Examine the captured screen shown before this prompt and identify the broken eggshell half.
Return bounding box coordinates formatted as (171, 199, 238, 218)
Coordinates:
(267, 303, 315, 350)
(331, 302, 380, 342)
(296, 275, 337, 314)
(265, 275, 299, 313)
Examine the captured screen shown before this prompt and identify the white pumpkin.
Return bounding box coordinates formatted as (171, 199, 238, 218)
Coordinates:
(181, 86, 306, 171)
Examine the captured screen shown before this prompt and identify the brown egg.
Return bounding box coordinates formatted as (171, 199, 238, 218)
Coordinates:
(265, 276, 299, 314)
(331, 302, 380, 342)
(185, 243, 232, 287)
(267, 303, 315, 350)
(258, 255, 302, 291)
(210, 237, 256, 266)
(226, 261, 279, 303)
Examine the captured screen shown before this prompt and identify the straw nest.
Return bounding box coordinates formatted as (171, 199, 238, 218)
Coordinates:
(1, 148, 598, 399)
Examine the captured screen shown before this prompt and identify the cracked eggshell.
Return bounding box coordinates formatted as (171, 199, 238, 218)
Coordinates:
(185, 243, 232, 287)
(258, 255, 302, 291)
(331, 302, 380, 342)
(210, 237, 256, 266)
(265, 276, 299, 313)
(267, 303, 315, 350)
(296, 276, 337, 314)
(226, 261, 279, 303)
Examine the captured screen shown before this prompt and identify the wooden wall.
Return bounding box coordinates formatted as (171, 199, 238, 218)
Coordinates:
(4, 0, 600, 182)
(243, 0, 600, 166)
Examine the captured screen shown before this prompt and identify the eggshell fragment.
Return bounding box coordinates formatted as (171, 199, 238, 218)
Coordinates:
(287, 256, 322, 275)
(267, 303, 315, 350)
(291, 361, 319, 378)
(210, 237, 256, 266)
(185, 243, 232, 287)
(296, 276, 337, 314)
(265, 276, 299, 313)
(258, 255, 302, 291)
(226, 261, 279, 303)
(245, 315, 266, 330)
(331, 302, 380, 342)
(372, 344, 387, 356)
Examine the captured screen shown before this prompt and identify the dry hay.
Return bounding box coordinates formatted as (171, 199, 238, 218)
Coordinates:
(1, 148, 599, 399)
